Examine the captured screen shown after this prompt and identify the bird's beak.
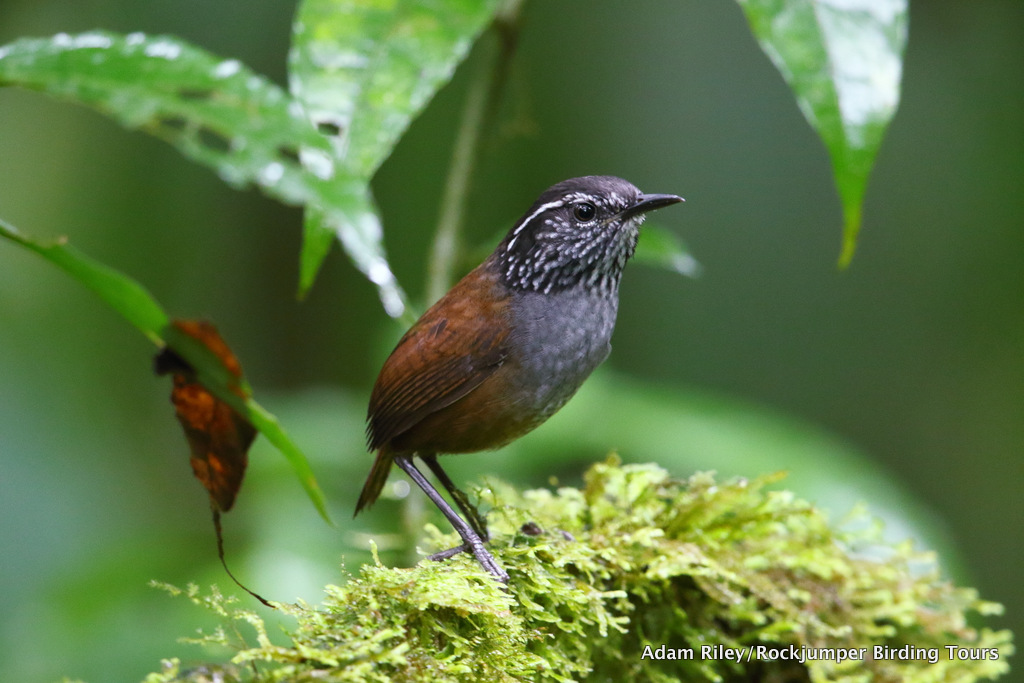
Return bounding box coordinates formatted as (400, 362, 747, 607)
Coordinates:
(621, 193, 685, 220)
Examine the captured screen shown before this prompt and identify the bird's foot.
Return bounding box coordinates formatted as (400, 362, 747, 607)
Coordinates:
(428, 542, 509, 583)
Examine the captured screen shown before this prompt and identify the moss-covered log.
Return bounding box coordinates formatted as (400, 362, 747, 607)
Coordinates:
(144, 458, 1013, 682)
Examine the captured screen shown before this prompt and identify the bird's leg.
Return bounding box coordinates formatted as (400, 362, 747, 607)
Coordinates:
(421, 454, 490, 542)
(419, 454, 494, 564)
(395, 455, 508, 583)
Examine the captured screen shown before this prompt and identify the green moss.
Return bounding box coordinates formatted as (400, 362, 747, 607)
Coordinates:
(145, 457, 1013, 682)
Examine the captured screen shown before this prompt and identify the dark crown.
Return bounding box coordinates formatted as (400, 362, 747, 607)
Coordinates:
(496, 176, 681, 294)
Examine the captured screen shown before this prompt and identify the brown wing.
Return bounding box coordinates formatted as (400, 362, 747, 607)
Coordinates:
(367, 263, 511, 451)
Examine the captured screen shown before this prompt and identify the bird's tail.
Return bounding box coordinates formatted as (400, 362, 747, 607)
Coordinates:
(354, 446, 393, 515)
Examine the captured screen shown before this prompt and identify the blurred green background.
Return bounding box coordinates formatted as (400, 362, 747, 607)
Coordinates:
(1, 1, 1020, 681)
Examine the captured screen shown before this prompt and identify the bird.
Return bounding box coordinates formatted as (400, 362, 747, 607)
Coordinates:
(355, 175, 684, 582)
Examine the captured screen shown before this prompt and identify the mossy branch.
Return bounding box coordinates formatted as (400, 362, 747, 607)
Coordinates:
(145, 458, 1012, 682)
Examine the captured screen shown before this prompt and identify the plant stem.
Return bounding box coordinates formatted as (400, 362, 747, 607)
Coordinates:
(426, 0, 525, 303)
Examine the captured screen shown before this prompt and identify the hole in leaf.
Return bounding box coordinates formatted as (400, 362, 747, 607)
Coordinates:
(197, 126, 231, 153)
(276, 146, 301, 164)
(316, 121, 342, 137)
(156, 115, 188, 132)
(178, 88, 213, 101)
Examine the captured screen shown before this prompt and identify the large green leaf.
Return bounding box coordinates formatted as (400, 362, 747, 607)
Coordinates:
(289, 0, 502, 302)
(736, 0, 908, 266)
(298, 181, 410, 318)
(290, 0, 502, 178)
(0, 32, 338, 207)
(0, 31, 401, 313)
(0, 218, 332, 524)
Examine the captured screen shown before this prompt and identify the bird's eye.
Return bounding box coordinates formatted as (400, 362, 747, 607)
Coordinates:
(573, 202, 597, 222)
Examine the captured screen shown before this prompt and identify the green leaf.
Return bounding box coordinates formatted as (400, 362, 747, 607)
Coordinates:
(0, 218, 332, 524)
(289, 0, 503, 179)
(0, 31, 402, 312)
(299, 184, 409, 318)
(736, 0, 908, 266)
(298, 209, 337, 299)
(289, 0, 502, 304)
(0, 31, 338, 208)
(0, 222, 170, 344)
(634, 223, 701, 278)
